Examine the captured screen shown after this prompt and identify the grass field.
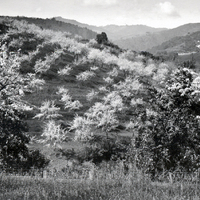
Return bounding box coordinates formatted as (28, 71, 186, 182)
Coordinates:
(1, 168, 200, 200)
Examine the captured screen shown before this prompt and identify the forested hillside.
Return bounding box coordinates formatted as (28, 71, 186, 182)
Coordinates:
(0, 16, 97, 40)
(1, 16, 200, 186)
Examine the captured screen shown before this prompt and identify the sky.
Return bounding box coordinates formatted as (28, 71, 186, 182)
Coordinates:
(1, 0, 200, 28)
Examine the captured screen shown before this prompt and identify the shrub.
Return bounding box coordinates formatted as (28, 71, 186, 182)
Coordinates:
(0, 108, 49, 171)
(131, 68, 200, 175)
(26, 150, 50, 169)
(75, 136, 131, 164)
(0, 108, 29, 169)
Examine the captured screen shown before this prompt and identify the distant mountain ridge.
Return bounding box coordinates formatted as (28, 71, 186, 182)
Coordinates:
(54, 17, 167, 41)
(54, 17, 200, 53)
(114, 23, 200, 51)
(149, 31, 200, 54)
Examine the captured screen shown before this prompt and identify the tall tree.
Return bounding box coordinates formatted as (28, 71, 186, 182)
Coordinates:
(0, 43, 48, 169)
(96, 32, 108, 44)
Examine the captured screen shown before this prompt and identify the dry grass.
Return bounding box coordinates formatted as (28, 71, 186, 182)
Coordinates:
(1, 163, 200, 200)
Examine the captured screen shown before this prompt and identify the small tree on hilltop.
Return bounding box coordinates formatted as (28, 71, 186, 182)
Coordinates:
(96, 32, 108, 44)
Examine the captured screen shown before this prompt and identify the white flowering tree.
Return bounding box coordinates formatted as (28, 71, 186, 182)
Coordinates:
(0, 42, 49, 168)
(72, 91, 124, 140)
(33, 100, 61, 120)
(76, 70, 96, 82)
(58, 65, 72, 76)
(57, 87, 83, 110)
(72, 103, 119, 140)
(33, 100, 66, 147)
(86, 89, 99, 102)
(34, 49, 63, 75)
(71, 115, 94, 141)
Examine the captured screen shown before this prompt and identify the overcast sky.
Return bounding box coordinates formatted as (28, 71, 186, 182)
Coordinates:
(1, 0, 200, 28)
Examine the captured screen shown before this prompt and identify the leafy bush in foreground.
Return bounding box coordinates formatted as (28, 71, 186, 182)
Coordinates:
(131, 68, 200, 175)
(0, 108, 29, 169)
(0, 108, 49, 171)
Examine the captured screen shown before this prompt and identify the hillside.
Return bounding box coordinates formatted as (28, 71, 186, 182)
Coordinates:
(0, 16, 97, 40)
(0, 16, 169, 137)
(2, 16, 200, 179)
(54, 16, 166, 41)
(149, 31, 200, 54)
(115, 23, 200, 51)
(1, 16, 199, 138)
(0, 17, 124, 135)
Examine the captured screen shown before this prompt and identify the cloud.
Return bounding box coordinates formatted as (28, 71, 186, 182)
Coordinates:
(83, 0, 117, 6)
(36, 7, 42, 12)
(158, 2, 180, 17)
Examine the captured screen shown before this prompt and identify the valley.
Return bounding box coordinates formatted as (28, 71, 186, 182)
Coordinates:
(1, 15, 200, 199)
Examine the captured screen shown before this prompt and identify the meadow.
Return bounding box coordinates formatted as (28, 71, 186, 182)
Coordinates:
(1, 165, 200, 200)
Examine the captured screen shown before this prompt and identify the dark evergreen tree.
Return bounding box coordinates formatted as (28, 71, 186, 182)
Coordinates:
(96, 32, 108, 44)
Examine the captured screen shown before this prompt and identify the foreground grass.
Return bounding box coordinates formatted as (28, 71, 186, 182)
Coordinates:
(0, 171, 200, 200)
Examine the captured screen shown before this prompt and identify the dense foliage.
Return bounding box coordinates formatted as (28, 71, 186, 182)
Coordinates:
(96, 32, 108, 44)
(132, 68, 200, 174)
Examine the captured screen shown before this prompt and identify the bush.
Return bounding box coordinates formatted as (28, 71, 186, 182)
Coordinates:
(26, 150, 50, 169)
(0, 108, 29, 169)
(0, 108, 49, 171)
(131, 68, 200, 175)
(75, 136, 131, 164)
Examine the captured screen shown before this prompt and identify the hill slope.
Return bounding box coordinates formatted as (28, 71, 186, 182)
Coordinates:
(1, 16, 97, 40)
(0, 16, 168, 137)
